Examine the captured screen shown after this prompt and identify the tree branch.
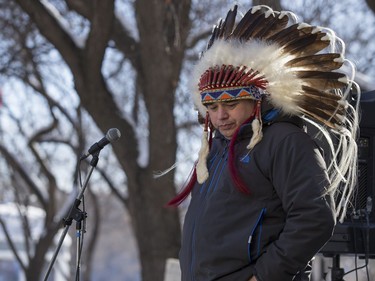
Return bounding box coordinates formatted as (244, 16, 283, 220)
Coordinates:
(0, 144, 47, 209)
(66, 0, 142, 77)
(0, 216, 27, 271)
(84, 0, 115, 74)
(14, 0, 83, 73)
(366, 0, 375, 14)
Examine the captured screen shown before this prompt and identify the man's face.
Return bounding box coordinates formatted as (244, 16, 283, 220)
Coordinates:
(206, 99, 256, 139)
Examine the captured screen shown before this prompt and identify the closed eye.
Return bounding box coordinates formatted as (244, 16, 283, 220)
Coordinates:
(206, 101, 239, 112)
(223, 101, 239, 109)
(207, 104, 218, 111)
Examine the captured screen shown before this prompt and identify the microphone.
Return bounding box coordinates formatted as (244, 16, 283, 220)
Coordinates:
(80, 128, 121, 160)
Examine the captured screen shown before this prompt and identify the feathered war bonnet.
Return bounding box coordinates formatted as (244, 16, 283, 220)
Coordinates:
(171, 5, 360, 221)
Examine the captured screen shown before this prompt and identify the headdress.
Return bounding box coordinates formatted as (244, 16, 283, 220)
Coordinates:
(171, 5, 360, 222)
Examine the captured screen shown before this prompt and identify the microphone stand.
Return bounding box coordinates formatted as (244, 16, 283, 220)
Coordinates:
(43, 151, 100, 281)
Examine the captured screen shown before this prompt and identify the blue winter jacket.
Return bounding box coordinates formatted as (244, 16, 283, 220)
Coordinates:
(179, 118, 336, 281)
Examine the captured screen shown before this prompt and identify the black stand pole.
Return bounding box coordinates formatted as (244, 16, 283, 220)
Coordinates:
(43, 152, 100, 281)
(75, 220, 84, 281)
(331, 254, 345, 281)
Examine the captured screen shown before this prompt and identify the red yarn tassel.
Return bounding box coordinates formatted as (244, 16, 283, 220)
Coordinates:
(166, 166, 197, 207)
(228, 105, 258, 194)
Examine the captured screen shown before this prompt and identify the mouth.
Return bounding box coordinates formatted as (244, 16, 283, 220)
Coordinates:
(218, 123, 234, 130)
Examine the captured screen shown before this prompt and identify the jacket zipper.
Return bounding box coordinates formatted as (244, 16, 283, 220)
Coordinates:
(247, 207, 266, 263)
(206, 144, 228, 195)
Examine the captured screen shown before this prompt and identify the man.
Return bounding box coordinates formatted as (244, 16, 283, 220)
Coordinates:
(167, 4, 360, 281)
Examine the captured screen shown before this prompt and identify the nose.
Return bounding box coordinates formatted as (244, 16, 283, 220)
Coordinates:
(217, 105, 229, 119)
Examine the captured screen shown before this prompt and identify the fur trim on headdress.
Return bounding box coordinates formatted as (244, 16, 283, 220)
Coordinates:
(196, 130, 209, 183)
(247, 100, 263, 150)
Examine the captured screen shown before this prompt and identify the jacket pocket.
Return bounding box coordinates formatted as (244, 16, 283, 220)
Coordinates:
(247, 207, 266, 263)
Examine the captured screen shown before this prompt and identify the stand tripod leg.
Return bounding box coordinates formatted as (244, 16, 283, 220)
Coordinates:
(331, 254, 345, 281)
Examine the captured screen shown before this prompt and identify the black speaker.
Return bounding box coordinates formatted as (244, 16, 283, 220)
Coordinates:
(320, 90, 375, 257)
(346, 91, 375, 222)
(349, 128, 375, 223)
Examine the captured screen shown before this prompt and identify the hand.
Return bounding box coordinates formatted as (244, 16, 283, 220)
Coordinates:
(248, 276, 257, 281)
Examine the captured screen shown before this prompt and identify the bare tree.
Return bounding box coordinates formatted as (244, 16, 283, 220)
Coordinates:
(2, 0, 193, 280)
(0, 107, 78, 280)
(0, 3, 108, 280)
